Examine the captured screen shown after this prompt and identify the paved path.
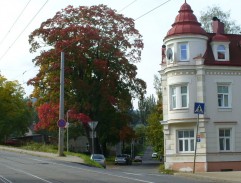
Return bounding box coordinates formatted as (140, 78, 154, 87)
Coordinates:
(176, 172, 241, 183)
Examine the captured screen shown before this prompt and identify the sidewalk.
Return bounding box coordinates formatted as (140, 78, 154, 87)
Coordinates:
(0, 145, 84, 164)
(175, 171, 241, 183)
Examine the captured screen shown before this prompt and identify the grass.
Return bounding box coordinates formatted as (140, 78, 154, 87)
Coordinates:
(159, 164, 175, 175)
(20, 143, 58, 153)
(19, 143, 102, 168)
(65, 151, 102, 168)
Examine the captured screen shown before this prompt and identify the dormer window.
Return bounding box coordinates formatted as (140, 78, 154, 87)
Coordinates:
(179, 43, 189, 61)
(211, 34, 230, 61)
(217, 45, 226, 60)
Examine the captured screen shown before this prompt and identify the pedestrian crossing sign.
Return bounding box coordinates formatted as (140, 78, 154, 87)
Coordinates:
(194, 102, 205, 114)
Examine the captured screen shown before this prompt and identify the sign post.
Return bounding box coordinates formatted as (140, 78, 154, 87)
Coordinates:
(193, 102, 205, 173)
(88, 121, 98, 154)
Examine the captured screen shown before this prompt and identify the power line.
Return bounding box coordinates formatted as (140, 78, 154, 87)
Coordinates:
(0, 0, 49, 62)
(4, 0, 173, 88)
(135, 0, 172, 21)
(118, 0, 138, 13)
(0, 0, 32, 46)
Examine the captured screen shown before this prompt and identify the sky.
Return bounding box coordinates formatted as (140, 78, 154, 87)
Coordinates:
(0, 0, 240, 108)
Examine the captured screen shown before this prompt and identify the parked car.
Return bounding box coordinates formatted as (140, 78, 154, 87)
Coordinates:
(152, 152, 158, 158)
(90, 154, 106, 168)
(4, 138, 21, 146)
(133, 155, 142, 163)
(115, 154, 132, 165)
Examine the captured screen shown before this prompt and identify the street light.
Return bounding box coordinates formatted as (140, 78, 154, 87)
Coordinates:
(66, 110, 71, 152)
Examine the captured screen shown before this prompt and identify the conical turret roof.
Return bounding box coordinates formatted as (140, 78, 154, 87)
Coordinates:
(166, 2, 207, 38)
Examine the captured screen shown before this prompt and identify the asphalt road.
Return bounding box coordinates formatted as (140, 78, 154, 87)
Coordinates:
(0, 149, 215, 183)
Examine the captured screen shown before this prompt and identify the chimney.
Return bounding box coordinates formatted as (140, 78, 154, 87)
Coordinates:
(212, 17, 225, 34)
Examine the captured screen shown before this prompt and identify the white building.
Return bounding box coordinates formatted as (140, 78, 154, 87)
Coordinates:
(160, 1, 241, 172)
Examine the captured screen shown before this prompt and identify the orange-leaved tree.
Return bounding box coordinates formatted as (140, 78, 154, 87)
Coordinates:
(28, 5, 146, 152)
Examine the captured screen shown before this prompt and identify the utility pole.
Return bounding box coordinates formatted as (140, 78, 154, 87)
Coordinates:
(58, 52, 65, 156)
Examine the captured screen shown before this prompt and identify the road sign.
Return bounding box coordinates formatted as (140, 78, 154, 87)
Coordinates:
(194, 102, 205, 114)
(57, 119, 66, 128)
(65, 122, 69, 128)
(88, 121, 98, 130)
(197, 134, 201, 142)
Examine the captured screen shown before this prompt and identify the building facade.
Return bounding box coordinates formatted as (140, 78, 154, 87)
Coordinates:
(160, 1, 241, 172)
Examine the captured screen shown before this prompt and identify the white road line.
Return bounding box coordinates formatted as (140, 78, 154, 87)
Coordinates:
(4, 166, 53, 183)
(123, 172, 143, 176)
(0, 176, 13, 183)
(28, 157, 154, 183)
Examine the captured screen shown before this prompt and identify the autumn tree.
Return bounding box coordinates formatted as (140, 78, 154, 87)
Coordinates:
(28, 5, 146, 151)
(199, 5, 241, 34)
(0, 75, 32, 143)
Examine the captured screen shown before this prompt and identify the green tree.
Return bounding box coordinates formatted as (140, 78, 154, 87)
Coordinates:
(0, 75, 32, 142)
(28, 5, 146, 151)
(146, 110, 163, 154)
(138, 95, 156, 125)
(145, 74, 163, 155)
(199, 5, 241, 34)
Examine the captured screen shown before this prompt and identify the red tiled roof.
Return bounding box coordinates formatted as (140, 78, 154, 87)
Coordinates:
(212, 34, 229, 42)
(166, 2, 207, 38)
(204, 33, 241, 66)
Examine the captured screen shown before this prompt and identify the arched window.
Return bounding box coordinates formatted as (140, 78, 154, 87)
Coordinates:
(217, 45, 226, 60)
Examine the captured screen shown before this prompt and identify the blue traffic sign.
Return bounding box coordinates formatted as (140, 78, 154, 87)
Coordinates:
(57, 119, 66, 128)
(194, 102, 205, 114)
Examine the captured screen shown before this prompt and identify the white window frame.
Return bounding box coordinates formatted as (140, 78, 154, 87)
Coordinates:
(217, 45, 226, 60)
(217, 84, 231, 108)
(179, 43, 189, 61)
(211, 42, 230, 61)
(170, 84, 189, 110)
(219, 128, 231, 152)
(177, 129, 195, 153)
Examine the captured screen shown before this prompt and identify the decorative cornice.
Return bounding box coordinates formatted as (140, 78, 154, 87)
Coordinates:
(167, 70, 196, 76)
(168, 117, 210, 124)
(206, 70, 241, 75)
(214, 121, 237, 124)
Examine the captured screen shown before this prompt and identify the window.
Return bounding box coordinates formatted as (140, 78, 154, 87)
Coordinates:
(217, 45, 226, 60)
(178, 130, 194, 152)
(166, 47, 173, 62)
(171, 87, 176, 108)
(181, 86, 187, 107)
(219, 129, 231, 151)
(179, 43, 188, 61)
(170, 85, 188, 109)
(217, 85, 230, 108)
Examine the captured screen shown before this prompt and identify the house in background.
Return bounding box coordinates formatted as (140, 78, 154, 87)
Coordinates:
(160, 1, 241, 172)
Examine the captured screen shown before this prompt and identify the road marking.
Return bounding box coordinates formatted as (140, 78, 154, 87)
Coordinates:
(3, 166, 53, 183)
(28, 157, 154, 183)
(123, 172, 143, 176)
(0, 176, 12, 183)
